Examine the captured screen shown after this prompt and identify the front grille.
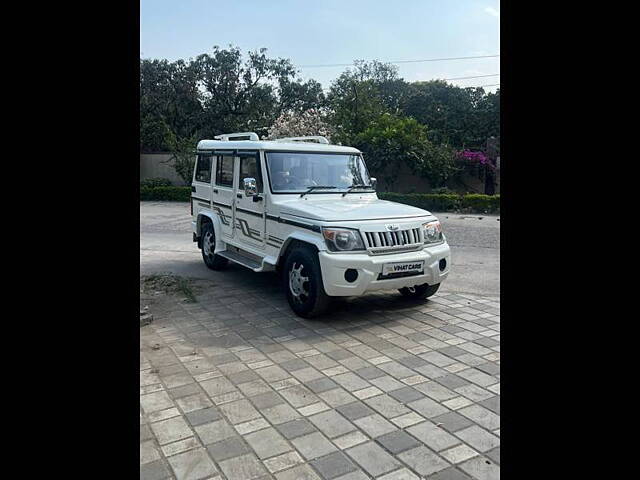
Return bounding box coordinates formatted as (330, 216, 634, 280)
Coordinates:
(363, 227, 423, 255)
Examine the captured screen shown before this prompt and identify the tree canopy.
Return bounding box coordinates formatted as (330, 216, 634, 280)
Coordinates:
(140, 46, 500, 191)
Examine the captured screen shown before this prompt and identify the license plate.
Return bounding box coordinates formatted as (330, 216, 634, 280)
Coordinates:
(382, 261, 424, 276)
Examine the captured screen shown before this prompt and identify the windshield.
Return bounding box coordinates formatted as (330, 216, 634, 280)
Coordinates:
(265, 152, 371, 193)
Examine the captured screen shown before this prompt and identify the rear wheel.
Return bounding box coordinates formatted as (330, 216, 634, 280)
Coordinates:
(201, 222, 228, 270)
(283, 246, 330, 318)
(399, 283, 440, 299)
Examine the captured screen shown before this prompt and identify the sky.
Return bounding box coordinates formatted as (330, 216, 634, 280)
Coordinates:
(140, 0, 500, 92)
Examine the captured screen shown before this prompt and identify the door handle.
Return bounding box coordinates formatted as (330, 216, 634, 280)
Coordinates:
(237, 194, 243, 199)
(213, 189, 218, 194)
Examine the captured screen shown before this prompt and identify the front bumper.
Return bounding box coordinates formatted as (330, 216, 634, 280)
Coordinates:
(318, 242, 451, 296)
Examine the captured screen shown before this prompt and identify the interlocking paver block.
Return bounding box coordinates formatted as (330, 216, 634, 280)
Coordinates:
(318, 388, 357, 407)
(276, 418, 317, 439)
(407, 420, 460, 451)
(306, 376, 339, 393)
(263, 451, 304, 473)
(309, 409, 357, 438)
(354, 413, 397, 438)
(140, 459, 172, 480)
(140, 441, 161, 465)
(333, 430, 369, 450)
(250, 391, 285, 410)
(441, 444, 479, 464)
(168, 448, 218, 480)
(364, 394, 411, 418)
(454, 425, 500, 452)
(262, 402, 301, 425)
(458, 404, 500, 431)
(291, 431, 338, 460)
(376, 430, 422, 454)
(184, 407, 222, 427)
(141, 390, 174, 414)
(311, 451, 359, 478)
(218, 453, 268, 480)
(458, 456, 500, 480)
(279, 384, 319, 408)
(407, 396, 449, 418)
(398, 446, 450, 477)
(244, 427, 292, 459)
(194, 419, 236, 445)
(151, 416, 194, 445)
(432, 411, 475, 432)
(219, 399, 261, 424)
(346, 441, 402, 477)
(336, 402, 375, 420)
(206, 436, 251, 461)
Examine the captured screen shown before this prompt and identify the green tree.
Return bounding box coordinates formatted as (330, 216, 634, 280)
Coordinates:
(140, 58, 203, 152)
(140, 46, 328, 151)
(402, 81, 500, 148)
(163, 130, 197, 185)
(353, 114, 457, 191)
(327, 60, 409, 143)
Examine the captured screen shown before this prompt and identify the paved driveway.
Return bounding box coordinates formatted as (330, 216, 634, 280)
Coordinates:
(141, 283, 499, 480)
(140, 201, 500, 480)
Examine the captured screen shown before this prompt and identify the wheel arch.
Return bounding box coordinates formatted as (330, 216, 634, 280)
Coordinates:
(276, 232, 325, 271)
(196, 211, 224, 251)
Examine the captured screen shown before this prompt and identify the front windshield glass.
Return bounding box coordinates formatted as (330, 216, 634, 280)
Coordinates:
(266, 152, 371, 193)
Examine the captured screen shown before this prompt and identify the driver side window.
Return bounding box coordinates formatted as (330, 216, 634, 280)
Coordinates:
(239, 156, 263, 193)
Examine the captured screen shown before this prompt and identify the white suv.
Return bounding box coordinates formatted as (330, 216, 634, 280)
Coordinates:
(191, 132, 451, 318)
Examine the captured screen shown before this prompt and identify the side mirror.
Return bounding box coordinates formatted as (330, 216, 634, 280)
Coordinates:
(243, 177, 258, 197)
(370, 177, 377, 190)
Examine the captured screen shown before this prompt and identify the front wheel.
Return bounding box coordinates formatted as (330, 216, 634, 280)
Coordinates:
(283, 247, 330, 318)
(399, 283, 440, 299)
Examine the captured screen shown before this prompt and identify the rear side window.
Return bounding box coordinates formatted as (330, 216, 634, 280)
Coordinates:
(216, 156, 234, 187)
(194, 155, 212, 183)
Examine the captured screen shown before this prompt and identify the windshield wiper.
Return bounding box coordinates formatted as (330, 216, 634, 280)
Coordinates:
(299, 185, 337, 198)
(342, 184, 373, 196)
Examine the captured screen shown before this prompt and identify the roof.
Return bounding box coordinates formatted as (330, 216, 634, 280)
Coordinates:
(196, 139, 361, 154)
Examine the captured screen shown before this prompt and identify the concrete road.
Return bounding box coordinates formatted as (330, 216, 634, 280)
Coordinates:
(140, 202, 499, 297)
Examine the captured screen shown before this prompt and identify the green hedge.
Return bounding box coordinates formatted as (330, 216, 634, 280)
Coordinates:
(378, 193, 500, 213)
(140, 187, 499, 213)
(140, 186, 191, 202)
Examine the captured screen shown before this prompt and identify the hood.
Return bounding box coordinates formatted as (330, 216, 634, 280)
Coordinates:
(278, 196, 433, 222)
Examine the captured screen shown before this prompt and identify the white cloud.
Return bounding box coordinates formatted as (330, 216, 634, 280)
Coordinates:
(484, 6, 500, 17)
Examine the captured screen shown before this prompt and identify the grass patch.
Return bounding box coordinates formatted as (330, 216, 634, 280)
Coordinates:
(141, 274, 198, 303)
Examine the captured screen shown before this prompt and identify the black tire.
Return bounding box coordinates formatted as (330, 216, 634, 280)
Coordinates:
(399, 283, 440, 299)
(283, 246, 331, 318)
(200, 222, 228, 270)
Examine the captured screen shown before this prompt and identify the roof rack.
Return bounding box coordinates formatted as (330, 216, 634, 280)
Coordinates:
(274, 136, 330, 145)
(214, 132, 260, 141)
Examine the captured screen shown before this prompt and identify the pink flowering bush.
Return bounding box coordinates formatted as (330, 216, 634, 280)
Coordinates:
(265, 108, 335, 141)
(456, 150, 495, 171)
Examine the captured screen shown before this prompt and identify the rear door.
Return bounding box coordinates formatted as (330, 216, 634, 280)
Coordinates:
(234, 151, 266, 247)
(211, 153, 236, 238)
(192, 153, 212, 215)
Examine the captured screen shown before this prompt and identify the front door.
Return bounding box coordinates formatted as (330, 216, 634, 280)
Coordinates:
(212, 153, 236, 238)
(234, 152, 266, 247)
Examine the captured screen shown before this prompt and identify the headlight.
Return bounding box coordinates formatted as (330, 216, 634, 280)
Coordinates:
(422, 220, 444, 244)
(322, 227, 365, 252)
